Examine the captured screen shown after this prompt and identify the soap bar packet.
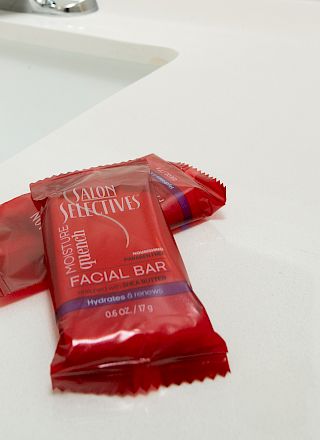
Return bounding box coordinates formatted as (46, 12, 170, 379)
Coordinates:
(30, 163, 229, 395)
(1, 154, 226, 297)
(0, 193, 47, 298)
(139, 154, 226, 229)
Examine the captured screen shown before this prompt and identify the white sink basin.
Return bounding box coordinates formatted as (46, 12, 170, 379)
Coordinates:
(0, 22, 177, 162)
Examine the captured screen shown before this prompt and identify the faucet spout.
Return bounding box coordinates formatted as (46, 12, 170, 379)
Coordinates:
(0, 0, 98, 14)
(31, 0, 98, 14)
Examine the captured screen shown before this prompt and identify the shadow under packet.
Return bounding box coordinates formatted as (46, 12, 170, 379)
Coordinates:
(30, 161, 229, 395)
(0, 154, 226, 298)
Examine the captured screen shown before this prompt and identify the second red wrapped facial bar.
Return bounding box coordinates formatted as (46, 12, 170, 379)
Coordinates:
(31, 163, 229, 394)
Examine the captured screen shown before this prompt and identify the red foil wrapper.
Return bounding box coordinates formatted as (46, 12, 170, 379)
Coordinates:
(1, 154, 226, 297)
(30, 163, 229, 395)
(0, 194, 47, 298)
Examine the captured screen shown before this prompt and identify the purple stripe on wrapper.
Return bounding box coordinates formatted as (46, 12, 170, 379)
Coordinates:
(56, 281, 191, 319)
(151, 172, 192, 221)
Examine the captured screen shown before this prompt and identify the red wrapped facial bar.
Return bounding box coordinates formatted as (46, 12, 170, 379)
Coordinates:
(147, 154, 226, 229)
(1, 154, 226, 297)
(0, 194, 47, 297)
(30, 163, 229, 394)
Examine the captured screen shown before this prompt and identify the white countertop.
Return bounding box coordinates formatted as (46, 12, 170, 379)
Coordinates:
(0, 2, 319, 439)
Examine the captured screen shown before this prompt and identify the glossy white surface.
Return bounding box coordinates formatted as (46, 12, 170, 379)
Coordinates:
(0, 2, 319, 440)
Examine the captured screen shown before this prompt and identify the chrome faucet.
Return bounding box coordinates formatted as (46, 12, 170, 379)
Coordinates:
(0, 0, 98, 14)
